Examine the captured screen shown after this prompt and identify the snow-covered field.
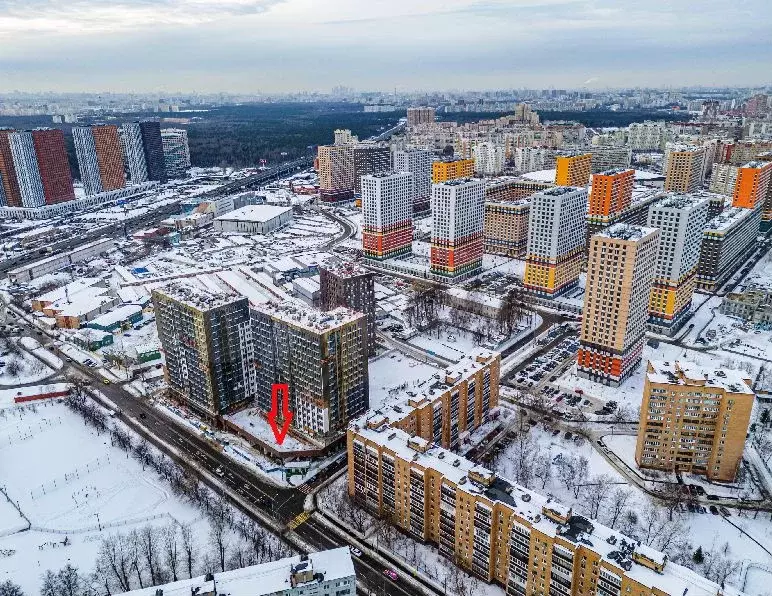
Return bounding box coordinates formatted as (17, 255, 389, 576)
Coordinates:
(368, 350, 441, 411)
(407, 324, 485, 362)
(0, 401, 209, 592)
(0, 337, 55, 387)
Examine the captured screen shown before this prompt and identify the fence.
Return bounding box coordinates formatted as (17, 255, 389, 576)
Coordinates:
(30, 454, 111, 499)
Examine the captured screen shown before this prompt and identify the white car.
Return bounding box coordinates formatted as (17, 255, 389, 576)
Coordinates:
(215, 466, 225, 477)
(349, 546, 362, 558)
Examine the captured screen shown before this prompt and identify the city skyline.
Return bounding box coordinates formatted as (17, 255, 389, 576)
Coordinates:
(1, 0, 771, 93)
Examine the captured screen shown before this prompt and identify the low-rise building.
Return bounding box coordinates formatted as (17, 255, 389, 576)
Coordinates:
(720, 285, 772, 323)
(8, 238, 116, 284)
(86, 304, 143, 333)
(214, 205, 293, 234)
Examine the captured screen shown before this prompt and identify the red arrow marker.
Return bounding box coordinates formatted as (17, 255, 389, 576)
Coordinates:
(268, 383, 293, 445)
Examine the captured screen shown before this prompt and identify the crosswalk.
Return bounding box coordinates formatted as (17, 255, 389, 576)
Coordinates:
(297, 483, 314, 495)
(288, 511, 310, 530)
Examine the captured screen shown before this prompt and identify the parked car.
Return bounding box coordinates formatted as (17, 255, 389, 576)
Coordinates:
(349, 546, 362, 558)
(383, 569, 399, 582)
(709, 506, 719, 515)
(719, 506, 731, 517)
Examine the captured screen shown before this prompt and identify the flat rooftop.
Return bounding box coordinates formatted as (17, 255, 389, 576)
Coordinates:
(596, 223, 658, 241)
(254, 300, 364, 332)
(153, 280, 244, 310)
(651, 193, 710, 210)
(216, 204, 292, 223)
(647, 359, 754, 395)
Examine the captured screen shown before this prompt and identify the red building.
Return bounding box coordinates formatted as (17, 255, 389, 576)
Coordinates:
(32, 128, 75, 205)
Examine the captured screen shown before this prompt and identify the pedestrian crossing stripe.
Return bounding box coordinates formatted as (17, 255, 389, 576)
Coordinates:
(288, 511, 310, 530)
(297, 484, 313, 494)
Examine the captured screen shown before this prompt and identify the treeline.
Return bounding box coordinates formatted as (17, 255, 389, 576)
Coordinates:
(437, 108, 693, 128)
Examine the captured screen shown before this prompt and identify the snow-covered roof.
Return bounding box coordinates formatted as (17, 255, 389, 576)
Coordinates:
(122, 547, 355, 596)
(595, 223, 658, 242)
(33, 277, 103, 304)
(647, 360, 754, 395)
(153, 280, 244, 311)
(87, 304, 142, 328)
(215, 204, 293, 223)
(704, 206, 755, 233)
(253, 300, 364, 332)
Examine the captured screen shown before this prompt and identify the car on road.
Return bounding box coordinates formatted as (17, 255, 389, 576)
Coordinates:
(349, 546, 363, 558)
(139, 412, 146, 419)
(215, 466, 225, 477)
(383, 569, 399, 582)
(709, 505, 719, 515)
(102, 378, 111, 385)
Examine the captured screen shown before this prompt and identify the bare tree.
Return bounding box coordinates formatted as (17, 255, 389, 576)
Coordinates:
(0, 580, 24, 596)
(128, 529, 145, 587)
(604, 487, 633, 529)
(180, 522, 197, 579)
(659, 483, 686, 521)
(533, 450, 553, 490)
(139, 525, 161, 584)
(556, 454, 589, 499)
(96, 534, 132, 592)
(163, 524, 181, 582)
(56, 564, 82, 596)
(585, 474, 614, 519)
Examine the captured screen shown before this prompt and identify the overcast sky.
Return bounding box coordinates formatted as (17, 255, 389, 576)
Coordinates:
(1, 0, 770, 93)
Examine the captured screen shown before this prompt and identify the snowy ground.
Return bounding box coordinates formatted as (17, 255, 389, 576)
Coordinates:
(0, 337, 56, 387)
(368, 351, 441, 411)
(0, 400, 210, 593)
(407, 323, 487, 362)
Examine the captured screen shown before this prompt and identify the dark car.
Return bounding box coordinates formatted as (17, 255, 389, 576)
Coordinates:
(709, 506, 719, 515)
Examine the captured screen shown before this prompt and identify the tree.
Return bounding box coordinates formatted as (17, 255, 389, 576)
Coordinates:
(585, 474, 613, 519)
(139, 525, 161, 584)
(163, 524, 181, 582)
(6, 359, 21, 378)
(605, 487, 633, 529)
(40, 572, 57, 596)
(95, 534, 132, 591)
(497, 287, 526, 335)
(533, 451, 553, 490)
(761, 408, 770, 427)
(693, 546, 705, 564)
(660, 483, 686, 521)
(56, 565, 82, 596)
(180, 522, 197, 579)
(0, 580, 23, 596)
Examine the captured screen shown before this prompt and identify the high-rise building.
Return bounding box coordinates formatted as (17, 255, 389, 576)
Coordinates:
(578, 224, 660, 386)
(626, 121, 667, 151)
(120, 122, 148, 183)
(709, 163, 739, 196)
(432, 158, 475, 183)
(523, 187, 586, 297)
(696, 206, 761, 291)
(664, 144, 706, 192)
(10, 128, 75, 207)
(73, 124, 125, 195)
(252, 301, 368, 441)
(406, 106, 436, 127)
(334, 128, 358, 145)
(732, 160, 772, 210)
(317, 144, 355, 202)
(349, 398, 731, 595)
(485, 179, 553, 202)
(759, 152, 772, 231)
(636, 360, 754, 482)
(152, 283, 255, 418)
(361, 172, 413, 260)
(0, 128, 22, 207)
(430, 178, 485, 279)
(484, 200, 530, 257)
(473, 142, 505, 176)
(646, 195, 710, 335)
(160, 128, 191, 178)
(393, 148, 432, 215)
(138, 120, 167, 183)
(590, 147, 632, 173)
(352, 144, 391, 194)
(587, 168, 634, 226)
(320, 262, 376, 355)
(554, 153, 592, 186)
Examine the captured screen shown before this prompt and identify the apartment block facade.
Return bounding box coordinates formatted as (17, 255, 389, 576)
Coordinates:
(138, 120, 167, 183)
(349, 412, 730, 596)
(152, 284, 255, 418)
(635, 360, 754, 482)
(664, 144, 706, 192)
(120, 122, 149, 183)
(352, 144, 391, 194)
(473, 142, 506, 176)
(361, 172, 413, 260)
(708, 163, 739, 196)
(318, 144, 355, 202)
(587, 168, 634, 229)
(319, 262, 376, 355)
(406, 106, 436, 127)
(523, 187, 587, 297)
(160, 128, 191, 178)
(578, 225, 660, 386)
(10, 129, 75, 207)
(590, 147, 632, 173)
(252, 301, 368, 441)
(554, 153, 592, 186)
(0, 128, 22, 207)
(696, 206, 761, 291)
(430, 178, 485, 279)
(484, 200, 530, 257)
(432, 158, 475, 183)
(393, 148, 433, 214)
(732, 160, 772, 210)
(485, 179, 553, 202)
(73, 124, 126, 195)
(646, 195, 710, 335)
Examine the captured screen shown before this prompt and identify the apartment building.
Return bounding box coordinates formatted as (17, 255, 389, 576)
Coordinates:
(317, 144, 355, 202)
(73, 124, 126, 195)
(554, 153, 592, 187)
(353, 144, 391, 194)
(578, 225, 660, 386)
(484, 200, 530, 258)
(334, 128, 358, 145)
(635, 360, 754, 482)
(513, 147, 556, 173)
(430, 178, 485, 279)
(732, 160, 772, 210)
(152, 283, 255, 418)
(393, 148, 433, 214)
(759, 152, 772, 231)
(696, 206, 761, 291)
(361, 172, 413, 260)
(10, 128, 75, 207)
(473, 142, 506, 176)
(626, 121, 667, 150)
(708, 163, 739, 196)
(590, 147, 632, 173)
(252, 301, 368, 441)
(320, 261, 376, 355)
(349, 418, 731, 596)
(120, 122, 149, 183)
(523, 187, 587, 297)
(646, 195, 710, 335)
(587, 168, 634, 228)
(0, 129, 22, 207)
(138, 120, 168, 183)
(485, 179, 552, 202)
(664, 144, 706, 192)
(160, 128, 191, 178)
(432, 158, 475, 183)
(407, 106, 436, 127)
(727, 140, 772, 165)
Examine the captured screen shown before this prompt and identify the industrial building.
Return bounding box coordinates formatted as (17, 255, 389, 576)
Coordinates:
(646, 194, 710, 335)
(8, 238, 117, 284)
(578, 224, 660, 386)
(636, 360, 754, 482)
(213, 205, 293, 234)
(361, 172, 413, 260)
(523, 187, 586, 297)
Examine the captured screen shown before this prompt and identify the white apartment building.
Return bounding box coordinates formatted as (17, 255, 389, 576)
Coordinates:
(160, 128, 191, 178)
(473, 141, 506, 176)
(626, 121, 668, 151)
(393, 148, 432, 202)
(334, 128, 358, 145)
(9, 131, 44, 208)
(646, 194, 710, 333)
(513, 147, 555, 173)
(361, 172, 414, 259)
(709, 163, 739, 196)
(120, 122, 148, 183)
(72, 126, 103, 196)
